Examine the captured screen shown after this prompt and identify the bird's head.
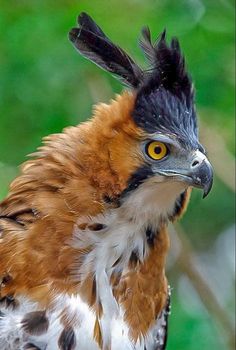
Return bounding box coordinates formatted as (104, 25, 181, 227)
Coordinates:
(68, 13, 213, 217)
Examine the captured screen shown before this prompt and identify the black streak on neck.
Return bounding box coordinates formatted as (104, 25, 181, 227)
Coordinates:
(129, 250, 140, 268)
(103, 194, 121, 207)
(121, 165, 153, 199)
(169, 190, 188, 221)
(146, 226, 159, 247)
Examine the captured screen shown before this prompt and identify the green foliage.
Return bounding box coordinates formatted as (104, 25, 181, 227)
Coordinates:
(0, 1, 234, 349)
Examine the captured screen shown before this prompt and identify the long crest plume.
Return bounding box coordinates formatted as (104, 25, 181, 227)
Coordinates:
(69, 12, 143, 88)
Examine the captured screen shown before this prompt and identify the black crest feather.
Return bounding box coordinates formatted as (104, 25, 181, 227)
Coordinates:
(139, 28, 192, 103)
(132, 26, 197, 144)
(69, 12, 143, 88)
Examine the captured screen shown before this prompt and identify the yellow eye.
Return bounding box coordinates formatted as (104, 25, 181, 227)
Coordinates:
(145, 141, 168, 160)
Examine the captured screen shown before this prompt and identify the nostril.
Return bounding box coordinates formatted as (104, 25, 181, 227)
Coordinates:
(192, 160, 200, 167)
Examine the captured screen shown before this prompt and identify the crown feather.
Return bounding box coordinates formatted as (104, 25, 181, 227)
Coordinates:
(139, 29, 192, 103)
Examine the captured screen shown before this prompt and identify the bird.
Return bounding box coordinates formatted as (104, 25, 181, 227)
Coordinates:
(0, 12, 213, 350)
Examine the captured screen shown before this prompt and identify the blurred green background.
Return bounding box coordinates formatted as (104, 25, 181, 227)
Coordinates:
(0, 1, 235, 349)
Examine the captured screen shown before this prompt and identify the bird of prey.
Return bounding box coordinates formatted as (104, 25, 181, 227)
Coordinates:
(0, 12, 213, 350)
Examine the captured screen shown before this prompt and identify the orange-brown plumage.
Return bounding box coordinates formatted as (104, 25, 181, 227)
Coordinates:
(0, 90, 171, 348)
(0, 12, 213, 350)
(0, 92, 142, 296)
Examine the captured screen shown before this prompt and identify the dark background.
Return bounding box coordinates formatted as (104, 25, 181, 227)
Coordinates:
(0, 1, 235, 349)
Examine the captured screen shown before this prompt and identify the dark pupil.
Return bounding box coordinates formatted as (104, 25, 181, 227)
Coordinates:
(154, 146, 162, 154)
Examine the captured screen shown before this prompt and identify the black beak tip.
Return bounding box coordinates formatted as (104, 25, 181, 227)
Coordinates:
(203, 190, 209, 199)
(202, 177, 213, 199)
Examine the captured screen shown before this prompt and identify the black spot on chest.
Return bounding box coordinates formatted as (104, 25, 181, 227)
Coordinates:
(112, 256, 122, 267)
(24, 343, 42, 350)
(58, 327, 76, 350)
(21, 311, 49, 336)
(87, 223, 107, 231)
(91, 276, 97, 304)
(1, 273, 12, 285)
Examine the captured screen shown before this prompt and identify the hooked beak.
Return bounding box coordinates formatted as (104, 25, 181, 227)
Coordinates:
(158, 151, 214, 198)
(188, 157, 213, 198)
